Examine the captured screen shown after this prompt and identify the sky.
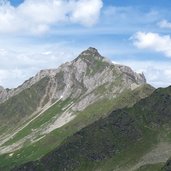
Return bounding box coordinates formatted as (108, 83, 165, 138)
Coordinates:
(0, 0, 171, 88)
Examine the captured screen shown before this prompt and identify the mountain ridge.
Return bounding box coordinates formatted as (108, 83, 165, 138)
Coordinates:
(0, 47, 146, 104)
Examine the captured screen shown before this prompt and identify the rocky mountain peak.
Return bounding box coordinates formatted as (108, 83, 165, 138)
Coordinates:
(86, 47, 100, 55)
(75, 47, 104, 62)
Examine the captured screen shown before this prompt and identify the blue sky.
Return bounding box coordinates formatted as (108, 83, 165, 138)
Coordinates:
(10, 0, 24, 6)
(0, 0, 171, 88)
(10, 0, 171, 8)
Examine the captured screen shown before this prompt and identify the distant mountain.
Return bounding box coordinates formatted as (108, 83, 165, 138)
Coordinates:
(0, 47, 154, 170)
(12, 85, 171, 171)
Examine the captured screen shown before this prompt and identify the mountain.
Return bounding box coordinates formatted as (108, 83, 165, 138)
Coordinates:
(0, 47, 154, 170)
(0, 47, 146, 129)
(12, 85, 171, 171)
(0, 47, 146, 104)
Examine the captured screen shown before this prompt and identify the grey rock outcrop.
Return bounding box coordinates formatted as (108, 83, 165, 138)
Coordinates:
(0, 86, 7, 102)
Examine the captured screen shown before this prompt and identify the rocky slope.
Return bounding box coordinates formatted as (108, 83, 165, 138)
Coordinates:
(12, 86, 171, 171)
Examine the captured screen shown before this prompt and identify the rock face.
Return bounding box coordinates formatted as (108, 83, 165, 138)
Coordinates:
(0, 86, 7, 102)
(0, 47, 146, 106)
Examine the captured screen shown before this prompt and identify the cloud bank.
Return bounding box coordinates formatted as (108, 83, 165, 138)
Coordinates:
(158, 19, 171, 29)
(133, 32, 171, 57)
(113, 60, 171, 88)
(0, 0, 103, 35)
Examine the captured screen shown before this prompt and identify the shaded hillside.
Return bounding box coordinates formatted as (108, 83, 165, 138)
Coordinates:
(0, 77, 50, 126)
(0, 84, 154, 171)
(12, 86, 171, 171)
(162, 158, 171, 171)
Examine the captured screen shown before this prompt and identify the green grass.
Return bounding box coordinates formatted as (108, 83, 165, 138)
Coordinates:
(83, 55, 109, 76)
(0, 132, 69, 170)
(0, 126, 161, 171)
(136, 163, 164, 171)
(0, 77, 50, 130)
(0, 97, 140, 170)
(75, 127, 159, 171)
(11, 109, 160, 171)
(3, 98, 73, 146)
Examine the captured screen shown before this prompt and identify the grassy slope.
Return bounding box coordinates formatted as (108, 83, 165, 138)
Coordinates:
(3, 98, 73, 146)
(0, 77, 50, 131)
(0, 84, 154, 170)
(135, 163, 164, 171)
(11, 86, 171, 171)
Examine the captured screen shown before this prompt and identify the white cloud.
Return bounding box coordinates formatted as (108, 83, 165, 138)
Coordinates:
(114, 60, 171, 88)
(0, 0, 103, 35)
(0, 68, 25, 88)
(70, 0, 103, 26)
(133, 32, 171, 57)
(158, 19, 171, 29)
